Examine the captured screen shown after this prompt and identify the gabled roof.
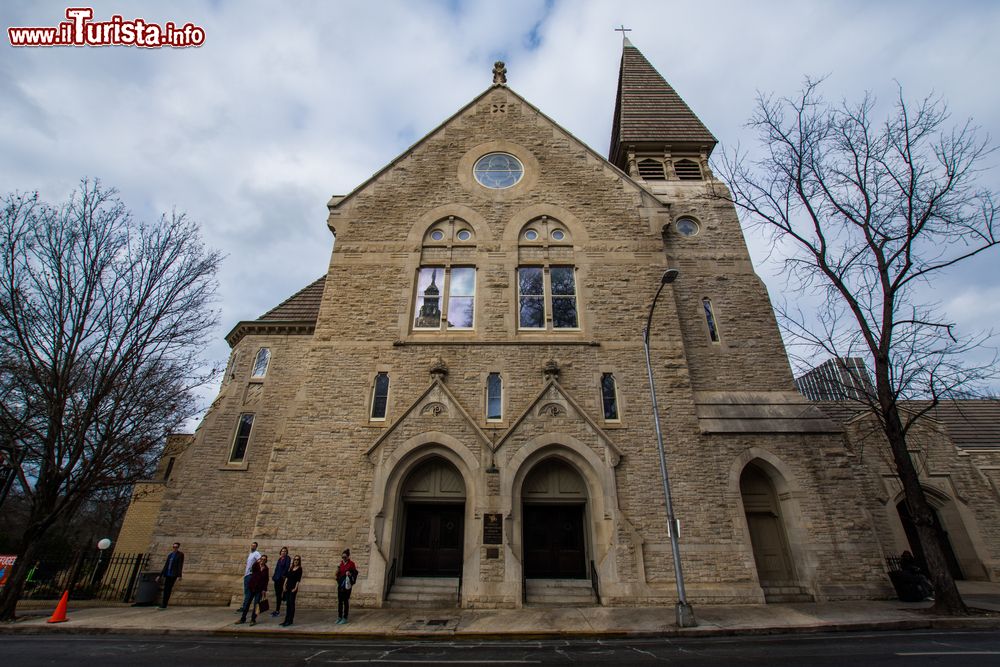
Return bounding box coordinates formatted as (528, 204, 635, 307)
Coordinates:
(224, 277, 326, 347)
(365, 378, 493, 459)
(328, 83, 651, 212)
(609, 38, 717, 168)
(814, 399, 1000, 450)
(496, 379, 622, 466)
(258, 277, 326, 321)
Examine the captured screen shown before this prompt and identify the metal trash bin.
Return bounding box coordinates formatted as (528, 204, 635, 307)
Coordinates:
(133, 572, 161, 606)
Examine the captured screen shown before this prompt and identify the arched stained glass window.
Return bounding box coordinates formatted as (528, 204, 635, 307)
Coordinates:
(251, 348, 271, 378)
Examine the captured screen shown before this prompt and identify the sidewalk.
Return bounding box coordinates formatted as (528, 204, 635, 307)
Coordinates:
(3, 582, 999, 640)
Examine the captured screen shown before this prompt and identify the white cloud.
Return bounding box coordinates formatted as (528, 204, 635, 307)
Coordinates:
(2, 0, 998, 411)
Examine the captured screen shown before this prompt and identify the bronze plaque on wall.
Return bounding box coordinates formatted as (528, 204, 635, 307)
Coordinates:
(483, 512, 503, 545)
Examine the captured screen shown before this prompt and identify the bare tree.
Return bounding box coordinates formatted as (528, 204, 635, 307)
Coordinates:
(717, 80, 999, 614)
(0, 180, 220, 620)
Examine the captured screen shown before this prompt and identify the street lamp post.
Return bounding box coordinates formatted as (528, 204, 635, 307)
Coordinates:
(642, 268, 696, 628)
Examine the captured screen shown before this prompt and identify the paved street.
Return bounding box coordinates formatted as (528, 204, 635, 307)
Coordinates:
(3, 630, 1000, 665)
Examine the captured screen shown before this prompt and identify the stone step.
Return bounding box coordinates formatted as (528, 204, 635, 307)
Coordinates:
(525, 579, 598, 606)
(386, 577, 461, 609)
(762, 585, 813, 603)
(525, 578, 593, 590)
(390, 577, 459, 591)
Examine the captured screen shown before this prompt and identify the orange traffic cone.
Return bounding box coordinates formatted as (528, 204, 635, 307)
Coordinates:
(46, 590, 69, 623)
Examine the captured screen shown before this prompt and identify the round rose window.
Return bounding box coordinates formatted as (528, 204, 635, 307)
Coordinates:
(675, 217, 700, 237)
(474, 153, 523, 189)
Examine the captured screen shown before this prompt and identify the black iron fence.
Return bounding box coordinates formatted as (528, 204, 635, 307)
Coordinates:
(17, 551, 150, 602)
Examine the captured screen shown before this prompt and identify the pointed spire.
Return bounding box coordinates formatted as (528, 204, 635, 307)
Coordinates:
(608, 39, 716, 171)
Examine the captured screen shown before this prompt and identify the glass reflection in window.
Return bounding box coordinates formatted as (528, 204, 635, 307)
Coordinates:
(518, 268, 545, 329)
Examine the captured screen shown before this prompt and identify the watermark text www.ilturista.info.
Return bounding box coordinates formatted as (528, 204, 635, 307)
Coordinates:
(8, 8, 205, 48)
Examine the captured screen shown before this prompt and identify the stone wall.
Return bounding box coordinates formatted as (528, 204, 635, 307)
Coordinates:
(151, 86, 891, 607)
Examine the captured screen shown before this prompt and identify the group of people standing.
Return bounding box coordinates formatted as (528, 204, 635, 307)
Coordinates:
(235, 541, 357, 627)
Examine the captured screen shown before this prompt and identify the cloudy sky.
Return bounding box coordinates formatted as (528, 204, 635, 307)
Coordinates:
(2, 0, 998, 408)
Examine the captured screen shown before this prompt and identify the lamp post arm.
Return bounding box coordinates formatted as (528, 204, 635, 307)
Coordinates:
(644, 281, 668, 347)
(643, 277, 696, 627)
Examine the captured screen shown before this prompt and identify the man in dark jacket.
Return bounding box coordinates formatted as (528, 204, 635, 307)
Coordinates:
(156, 542, 184, 609)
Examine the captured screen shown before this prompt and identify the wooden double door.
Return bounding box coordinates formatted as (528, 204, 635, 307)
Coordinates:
(402, 503, 464, 576)
(523, 503, 587, 579)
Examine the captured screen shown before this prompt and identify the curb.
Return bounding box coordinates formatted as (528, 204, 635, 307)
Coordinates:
(3, 617, 1000, 640)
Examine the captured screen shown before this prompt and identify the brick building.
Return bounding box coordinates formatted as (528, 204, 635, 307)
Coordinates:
(145, 40, 999, 608)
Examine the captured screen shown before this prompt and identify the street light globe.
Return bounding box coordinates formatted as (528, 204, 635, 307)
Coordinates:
(97, 538, 112, 551)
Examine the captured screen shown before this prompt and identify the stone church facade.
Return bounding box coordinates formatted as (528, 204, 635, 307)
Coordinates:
(148, 41, 999, 609)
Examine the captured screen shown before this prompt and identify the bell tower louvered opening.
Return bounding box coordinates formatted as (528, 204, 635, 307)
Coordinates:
(674, 158, 703, 181)
(637, 158, 666, 180)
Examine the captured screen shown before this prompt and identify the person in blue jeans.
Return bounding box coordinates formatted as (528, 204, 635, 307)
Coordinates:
(270, 546, 291, 617)
(239, 541, 261, 615)
(236, 554, 269, 626)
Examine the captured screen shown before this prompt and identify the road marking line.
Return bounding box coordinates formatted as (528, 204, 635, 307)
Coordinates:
(897, 652, 1000, 656)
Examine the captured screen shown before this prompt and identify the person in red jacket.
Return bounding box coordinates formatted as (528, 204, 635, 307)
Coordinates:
(335, 549, 358, 624)
(236, 554, 269, 626)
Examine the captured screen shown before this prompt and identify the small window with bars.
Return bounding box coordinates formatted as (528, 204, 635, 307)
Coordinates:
(637, 158, 666, 180)
(674, 159, 703, 181)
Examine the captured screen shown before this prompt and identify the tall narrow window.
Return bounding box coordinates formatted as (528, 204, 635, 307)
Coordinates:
(486, 373, 502, 421)
(518, 267, 545, 329)
(163, 457, 176, 480)
(251, 348, 271, 378)
(517, 266, 579, 330)
(448, 267, 475, 329)
(703, 298, 721, 342)
(224, 351, 240, 383)
(550, 267, 578, 329)
(601, 373, 619, 421)
(229, 413, 255, 463)
(414, 267, 476, 330)
(414, 269, 443, 329)
(371, 372, 390, 420)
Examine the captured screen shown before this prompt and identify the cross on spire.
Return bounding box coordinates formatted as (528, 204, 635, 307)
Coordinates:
(614, 24, 632, 42)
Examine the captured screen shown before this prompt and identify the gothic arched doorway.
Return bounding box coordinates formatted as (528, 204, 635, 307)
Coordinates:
(521, 458, 588, 579)
(400, 457, 466, 577)
(740, 464, 796, 589)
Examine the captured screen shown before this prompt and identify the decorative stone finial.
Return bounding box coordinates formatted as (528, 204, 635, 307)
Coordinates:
(430, 357, 449, 381)
(492, 61, 507, 85)
(542, 359, 560, 381)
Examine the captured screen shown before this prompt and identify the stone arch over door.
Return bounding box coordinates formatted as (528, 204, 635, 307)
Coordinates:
(729, 450, 816, 602)
(741, 464, 796, 588)
(368, 433, 480, 605)
(399, 457, 466, 577)
(893, 485, 987, 581)
(503, 435, 619, 604)
(521, 458, 589, 579)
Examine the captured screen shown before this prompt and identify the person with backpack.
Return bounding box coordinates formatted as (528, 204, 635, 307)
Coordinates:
(335, 548, 358, 624)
